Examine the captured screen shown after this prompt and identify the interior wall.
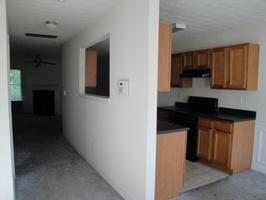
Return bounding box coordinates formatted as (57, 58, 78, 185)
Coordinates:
(0, 0, 15, 199)
(10, 56, 62, 115)
(158, 24, 266, 173)
(62, 0, 159, 199)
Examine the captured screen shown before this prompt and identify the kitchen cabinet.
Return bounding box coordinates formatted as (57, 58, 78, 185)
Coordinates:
(175, 43, 259, 90)
(156, 131, 187, 200)
(197, 127, 213, 161)
(210, 48, 228, 88)
(194, 50, 210, 68)
(212, 130, 232, 168)
(171, 54, 192, 88)
(211, 43, 259, 90)
(158, 23, 172, 92)
(197, 117, 255, 174)
(183, 52, 194, 69)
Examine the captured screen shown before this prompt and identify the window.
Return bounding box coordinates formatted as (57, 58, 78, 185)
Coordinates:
(10, 69, 22, 101)
(85, 36, 110, 98)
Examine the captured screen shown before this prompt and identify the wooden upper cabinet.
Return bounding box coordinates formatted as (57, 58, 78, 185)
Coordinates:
(228, 44, 248, 89)
(211, 48, 228, 89)
(211, 43, 259, 90)
(158, 23, 172, 92)
(183, 52, 194, 69)
(194, 50, 210, 68)
(171, 54, 183, 87)
(171, 54, 192, 88)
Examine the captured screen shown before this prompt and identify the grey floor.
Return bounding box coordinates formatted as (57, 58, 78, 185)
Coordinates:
(178, 170, 266, 200)
(14, 114, 266, 200)
(14, 114, 123, 200)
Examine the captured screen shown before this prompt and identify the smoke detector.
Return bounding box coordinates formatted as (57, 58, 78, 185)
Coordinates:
(172, 23, 187, 33)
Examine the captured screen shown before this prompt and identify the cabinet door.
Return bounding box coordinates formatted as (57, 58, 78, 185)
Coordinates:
(197, 126, 213, 161)
(156, 132, 187, 200)
(183, 52, 194, 69)
(228, 44, 248, 89)
(212, 130, 232, 168)
(171, 54, 184, 87)
(211, 48, 228, 89)
(158, 23, 172, 92)
(195, 50, 210, 68)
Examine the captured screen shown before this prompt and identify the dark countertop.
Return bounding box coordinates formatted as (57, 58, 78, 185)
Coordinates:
(158, 106, 256, 122)
(157, 120, 189, 134)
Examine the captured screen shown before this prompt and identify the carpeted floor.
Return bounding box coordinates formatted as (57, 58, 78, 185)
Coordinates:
(14, 114, 123, 200)
(14, 114, 266, 200)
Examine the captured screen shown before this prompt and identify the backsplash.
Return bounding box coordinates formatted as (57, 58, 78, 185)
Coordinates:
(158, 78, 265, 121)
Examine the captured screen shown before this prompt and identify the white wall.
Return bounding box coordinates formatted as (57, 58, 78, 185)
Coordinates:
(158, 24, 266, 173)
(10, 56, 62, 114)
(0, 0, 15, 199)
(62, 0, 159, 200)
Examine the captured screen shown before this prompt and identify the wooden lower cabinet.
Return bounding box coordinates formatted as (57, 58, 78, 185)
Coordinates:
(197, 117, 255, 174)
(197, 127, 213, 161)
(212, 130, 232, 169)
(156, 131, 187, 200)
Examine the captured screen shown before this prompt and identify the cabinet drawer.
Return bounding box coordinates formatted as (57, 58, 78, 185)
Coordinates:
(198, 117, 213, 128)
(214, 120, 233, 133)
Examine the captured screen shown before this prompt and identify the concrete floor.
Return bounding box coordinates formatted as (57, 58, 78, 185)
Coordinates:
(14, 115, 266, 200)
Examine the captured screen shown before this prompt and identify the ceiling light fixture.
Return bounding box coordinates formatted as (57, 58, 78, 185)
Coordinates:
(45, 21, 58, 30)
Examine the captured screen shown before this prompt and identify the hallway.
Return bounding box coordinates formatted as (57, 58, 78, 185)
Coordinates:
(14, 115, 123, 200)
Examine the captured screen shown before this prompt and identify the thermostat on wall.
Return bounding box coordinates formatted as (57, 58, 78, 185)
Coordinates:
(117, 80, 129, 96)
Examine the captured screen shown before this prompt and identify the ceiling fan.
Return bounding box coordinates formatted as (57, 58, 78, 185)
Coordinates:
(24, 55, 56, 68)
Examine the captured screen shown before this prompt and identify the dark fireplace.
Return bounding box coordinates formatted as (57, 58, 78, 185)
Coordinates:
(33, 90, 55, 116)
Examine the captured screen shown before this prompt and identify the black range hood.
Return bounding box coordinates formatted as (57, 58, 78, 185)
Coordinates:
(180, 68, 211, 78)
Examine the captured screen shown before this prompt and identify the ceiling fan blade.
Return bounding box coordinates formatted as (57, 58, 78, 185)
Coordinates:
(40, 61, 56, 65)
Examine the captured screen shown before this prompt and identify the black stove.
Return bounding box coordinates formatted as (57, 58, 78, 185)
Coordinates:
(169, 96, 218, 161)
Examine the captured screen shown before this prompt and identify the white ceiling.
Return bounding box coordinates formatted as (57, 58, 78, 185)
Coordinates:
(160, 0, 266, 43)
(7, 0, 266, 58)
(7, 0, 120, 58)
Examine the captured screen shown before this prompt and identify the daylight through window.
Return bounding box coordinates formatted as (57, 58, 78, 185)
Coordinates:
(10, 69, 22, 101)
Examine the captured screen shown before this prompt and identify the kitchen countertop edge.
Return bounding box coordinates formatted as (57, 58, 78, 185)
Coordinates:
(158, 106, 256, 122)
